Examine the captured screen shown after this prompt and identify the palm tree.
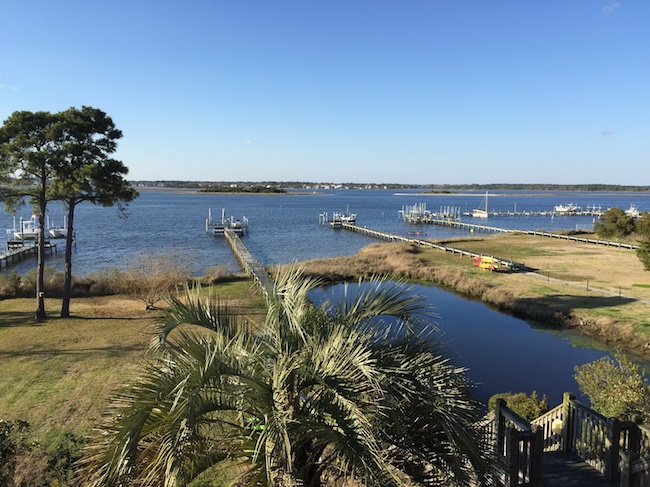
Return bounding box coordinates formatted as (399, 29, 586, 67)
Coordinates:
(80, 266, 487, 486)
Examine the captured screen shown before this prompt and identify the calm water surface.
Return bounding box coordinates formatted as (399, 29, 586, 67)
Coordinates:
(3, 189, 649, 404)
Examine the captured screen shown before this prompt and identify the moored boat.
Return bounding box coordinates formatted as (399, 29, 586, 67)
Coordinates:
(472, 192, 489, 219)
(553, 203, 580, 214)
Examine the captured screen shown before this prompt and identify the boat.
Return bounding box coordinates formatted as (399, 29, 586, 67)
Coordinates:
(339, 212, 356, 225)
(206, 208, 248, 235)
(553, 203, 580, 214)
(12, 215, 39, 240)
(472, 192, 489, 219)
(47, 216, 68, 238)
(325, 207, 356, 227)
(338, 205, 356, 225)
(473, 255, 499, 272)
(625, 204, 641, 219)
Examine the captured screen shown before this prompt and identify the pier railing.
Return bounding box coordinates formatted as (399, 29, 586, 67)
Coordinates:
(342, 223, 523, 271)
(530, 392, 650, 484)
(479, 398, 543, 486)
(224, 229, 274, 299)
(480, 392, 650, 486)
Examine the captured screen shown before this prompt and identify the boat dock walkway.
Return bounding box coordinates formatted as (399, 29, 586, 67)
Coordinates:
(224, 229, 274, 298)
(421, 219, 639, 250)
(341, 220, 640, 270)
(341, 223, 524, 271)
(0, 242, 58, 270)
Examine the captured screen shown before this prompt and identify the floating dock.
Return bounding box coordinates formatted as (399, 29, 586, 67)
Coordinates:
(206, 208, 248, 236)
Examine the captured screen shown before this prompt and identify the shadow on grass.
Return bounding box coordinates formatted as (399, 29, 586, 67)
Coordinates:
(0, 343, 145, 359)
(0, 311, 154, 326)
(0, 311, 45, 328)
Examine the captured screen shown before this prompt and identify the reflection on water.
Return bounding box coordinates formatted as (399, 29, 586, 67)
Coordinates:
(312, 281, 615, 406)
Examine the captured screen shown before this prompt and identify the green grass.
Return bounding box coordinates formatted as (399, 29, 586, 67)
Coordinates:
(633, 284, 650, 289)
(0, 278, 267, 441)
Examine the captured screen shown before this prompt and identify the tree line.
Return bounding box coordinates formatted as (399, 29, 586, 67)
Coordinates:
(0, 107, 137, 320)
(593, 207, 650, 270)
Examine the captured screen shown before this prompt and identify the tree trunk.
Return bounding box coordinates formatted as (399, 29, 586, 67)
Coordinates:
(35, 206, 47, 321)
(60, 200, 75, 318)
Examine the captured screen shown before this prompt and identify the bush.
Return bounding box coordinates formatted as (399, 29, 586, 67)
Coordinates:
(124, 252, 192, 309)
(574, 353, 650, 421)
(594, 207, 635, 239)
(42, 431, 85, 486)
(0, 419, 30, 486)
(637, 239, 650, 272)
(0, 271, 22, 297)
(488, 391, 549, 421)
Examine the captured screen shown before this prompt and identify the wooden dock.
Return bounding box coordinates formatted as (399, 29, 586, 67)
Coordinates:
(341, 223, 524, 271)
(223, 229, 274, 298)
(0, 242, 58, 270)
(424, 219, 639, 249)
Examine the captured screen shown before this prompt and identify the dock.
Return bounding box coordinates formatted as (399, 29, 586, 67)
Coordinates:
(0, 242, 58, 270)
(206, 208, 248, 236)
(422, 219, 639, 249)
(223, 228, 274, 298)
(340, 223, 524, 271)
(398, 203, 462, 224)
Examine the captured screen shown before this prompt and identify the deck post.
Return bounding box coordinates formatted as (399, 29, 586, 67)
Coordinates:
(620, 450, 636, 487)
(605, 417, 621, 483)
(531, 425, 544, 487)
(561, 392, 575, 452)
(495, 398, 507, 456)
(505, 427, 519, 487)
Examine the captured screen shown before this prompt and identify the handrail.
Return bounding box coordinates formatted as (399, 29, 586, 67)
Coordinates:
(491, 398, 544, 486)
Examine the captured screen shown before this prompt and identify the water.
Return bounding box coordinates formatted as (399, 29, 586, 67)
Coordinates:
(313, 282, 612, 405)
(3, 188, 648, 276)
(3, 188, 649, 405)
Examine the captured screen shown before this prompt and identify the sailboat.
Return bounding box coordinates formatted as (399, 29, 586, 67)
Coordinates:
(472, 192, 489, 219)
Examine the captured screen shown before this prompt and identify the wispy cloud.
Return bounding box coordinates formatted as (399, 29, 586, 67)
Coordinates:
(599, 130, 614, 136)
(602, 2, 621, 15)
(0, 80, 19, 91)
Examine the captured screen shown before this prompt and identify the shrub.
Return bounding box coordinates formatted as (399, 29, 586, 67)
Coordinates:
(594, 207, 635, 239)
(124, 252, 192, 309)
(488, 391, 549, 421)
(574, 353, 650, 421)
(0, 270, 21, 297)
(636, 239, 650, 272)
(0, 419, 30, 486)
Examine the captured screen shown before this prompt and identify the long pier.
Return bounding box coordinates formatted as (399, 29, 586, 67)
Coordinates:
(424, 219, 639, 249)
(341, 223, 523, 271)
(0, 242, 58, 270)
(224, 229, 274, 298)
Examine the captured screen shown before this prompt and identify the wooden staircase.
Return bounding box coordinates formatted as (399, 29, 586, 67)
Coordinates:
(480, 393, 650, 486)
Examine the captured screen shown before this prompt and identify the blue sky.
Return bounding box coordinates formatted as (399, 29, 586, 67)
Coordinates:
(1, 1, 648, 184)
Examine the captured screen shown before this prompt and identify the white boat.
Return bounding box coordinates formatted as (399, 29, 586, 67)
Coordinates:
(330, 211, 356, 227)
(625, 204, 641, 219)
(553, 203, 580, 214)
(47, 216, 68, 238)
(12, 216, 39, 240)
(472, 192, 489, 219)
